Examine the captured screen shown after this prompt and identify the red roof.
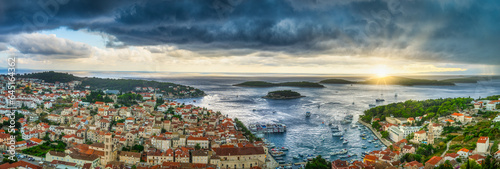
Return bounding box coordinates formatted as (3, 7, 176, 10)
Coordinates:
(477, 137, 489, 144)
(414, 130, 426, 134)
(426, 156, 442, 165)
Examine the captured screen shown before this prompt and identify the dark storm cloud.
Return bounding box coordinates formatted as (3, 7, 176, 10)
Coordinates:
(1, 0, 499, 64)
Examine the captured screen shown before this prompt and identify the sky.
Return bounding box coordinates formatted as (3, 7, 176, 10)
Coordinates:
(0, 0, 499, 75)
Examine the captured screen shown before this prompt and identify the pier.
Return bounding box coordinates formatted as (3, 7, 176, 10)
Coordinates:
(358, 120, 392, 147)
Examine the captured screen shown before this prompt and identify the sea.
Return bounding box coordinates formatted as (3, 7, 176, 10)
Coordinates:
(11, 70, 500, 163)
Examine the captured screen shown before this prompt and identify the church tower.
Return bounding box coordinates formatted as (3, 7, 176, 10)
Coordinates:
(104, 132, 115, 165)
(428, 123, 434, 145)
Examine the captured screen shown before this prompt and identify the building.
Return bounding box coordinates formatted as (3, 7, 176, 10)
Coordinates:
(187, 136, 209, 149)
(476, 137, 489, 153)
(331, 159, 349, 169)
(457, 148, 471, 158)
(212, 147, 266, 169)
(425, 156, 443, 168)
(45, 151, 100, 168)
(388, 126, 422, 142)
(118, 151, 141, 165)
(413, 130, 426, 143)
(404, 160, 424, 169)
(192, 150, 209, 164)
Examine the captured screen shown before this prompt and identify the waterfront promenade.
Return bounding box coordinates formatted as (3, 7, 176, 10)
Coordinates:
(358, 120, 392, 147)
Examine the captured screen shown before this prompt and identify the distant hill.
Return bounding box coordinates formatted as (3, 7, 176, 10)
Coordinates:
(18, 71, 205, 98)
(234, 81, 324, 88)
(360, 76, 455, 86)
(319, 79, 355, 84)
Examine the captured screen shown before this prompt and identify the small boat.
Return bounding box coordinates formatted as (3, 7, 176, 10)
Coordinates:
(253, 109, 256, 111)
(375, 145, 379, 148)
(362, 137, 366, 140)
(369, 104, 376, 107)
(193, 100, 196, 102)
(298, 154, 304, 157)
(340, 137, 343, 140)
(362, 146, 367, 149)
(280, 147, 288, 151)
(306, 112, 311, 117)
(307, 157, 314, 161)
(331, 125, 340, 132)
(343, 140, 349, 144)
(395, 93, 398, 97)
(374, 138, 378, 140)
(368, 140, 372, 143)
(278, 160, 286, 164)
(344, 128, 347, 131)
(293, 156, 300, 159)
(272, 111, 277, 114)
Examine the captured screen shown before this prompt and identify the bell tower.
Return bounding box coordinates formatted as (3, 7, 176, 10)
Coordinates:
(104, 132, 114, 164)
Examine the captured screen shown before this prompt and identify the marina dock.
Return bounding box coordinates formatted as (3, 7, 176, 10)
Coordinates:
(358, 120, 392, 147)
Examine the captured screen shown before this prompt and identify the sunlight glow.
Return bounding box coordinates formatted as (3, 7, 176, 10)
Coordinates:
(375, 65, 389, 77)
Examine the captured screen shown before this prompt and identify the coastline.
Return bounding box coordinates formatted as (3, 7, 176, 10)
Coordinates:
(358, 120, 393, 147)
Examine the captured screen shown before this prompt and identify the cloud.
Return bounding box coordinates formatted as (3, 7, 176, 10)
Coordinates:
(0, 0, 499, 67)
(0, 43, 7, 51)
(9, 33, 92, 59)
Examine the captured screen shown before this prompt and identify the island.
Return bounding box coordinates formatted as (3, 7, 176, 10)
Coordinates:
(359, 76, 455, 86)
(18, 71, 206, 98)
(319, 79, 356, 84)
(234, 81, 324, 88)
(262, 90, 305, 99)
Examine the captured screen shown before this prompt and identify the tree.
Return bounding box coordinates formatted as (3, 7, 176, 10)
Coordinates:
(305, 155, 330, 169)
(195, 143, 201, 150)
(436, 160, 453, 169)
(459, 159, 481, 169)
(381, 131, 389, 139)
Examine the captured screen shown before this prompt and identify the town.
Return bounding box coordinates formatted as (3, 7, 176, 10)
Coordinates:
(0, 73, 499, 169)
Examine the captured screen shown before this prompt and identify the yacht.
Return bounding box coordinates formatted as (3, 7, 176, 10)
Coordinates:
(331, 125, 340, 132)
(306, 112, 311, 117)
(332, 132, 343, 137)
(330, 149, 348, 155)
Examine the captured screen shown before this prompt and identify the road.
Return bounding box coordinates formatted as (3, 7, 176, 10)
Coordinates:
(441, 141, 452, 157)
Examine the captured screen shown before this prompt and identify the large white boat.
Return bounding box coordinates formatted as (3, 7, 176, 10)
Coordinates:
(332, 132, 343, 137)
(330, 149, 348, 155)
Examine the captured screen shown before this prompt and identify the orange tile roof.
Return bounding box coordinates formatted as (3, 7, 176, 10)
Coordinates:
(426, 156, 442, 165)
(458, 148, 469, 152)
(477, 137, 489, 144)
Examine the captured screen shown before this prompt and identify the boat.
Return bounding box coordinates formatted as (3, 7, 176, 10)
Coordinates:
(271, 151, 286, 156)
(280, 147, 288, 151)
(306, 112, 311, 117)
(339, 155, 350, 158)
(362, 137, 366, 140)
(368, 140, 372, 143)
(328, 121, 333, 126)
(272, 111, 276, 114)
(298, 154, 304, 157)
(340, 137, 343, 140)
(376, 94, 385, 102)
(362, 146, 367, 149)
(332, 132, 343, 137)
(375, 145, 379, 148)
(293, 156, 300, 159)
(369, 104, 376, 107)
(352, 102, 355, 105)
(374, 138, 378, 140)
(331, 125, 340, 132)
(193, 100, 196, 102)
(351, 124, 358, 128)
(330, 149, 348, 155)
(278, 160, 286, 164)
(395, 93, 398, 97)
(343, 140, 349, 144)
(307, 157, 314, 161)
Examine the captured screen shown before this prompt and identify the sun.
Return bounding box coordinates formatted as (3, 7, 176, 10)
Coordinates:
(374, 66, 389, 77)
